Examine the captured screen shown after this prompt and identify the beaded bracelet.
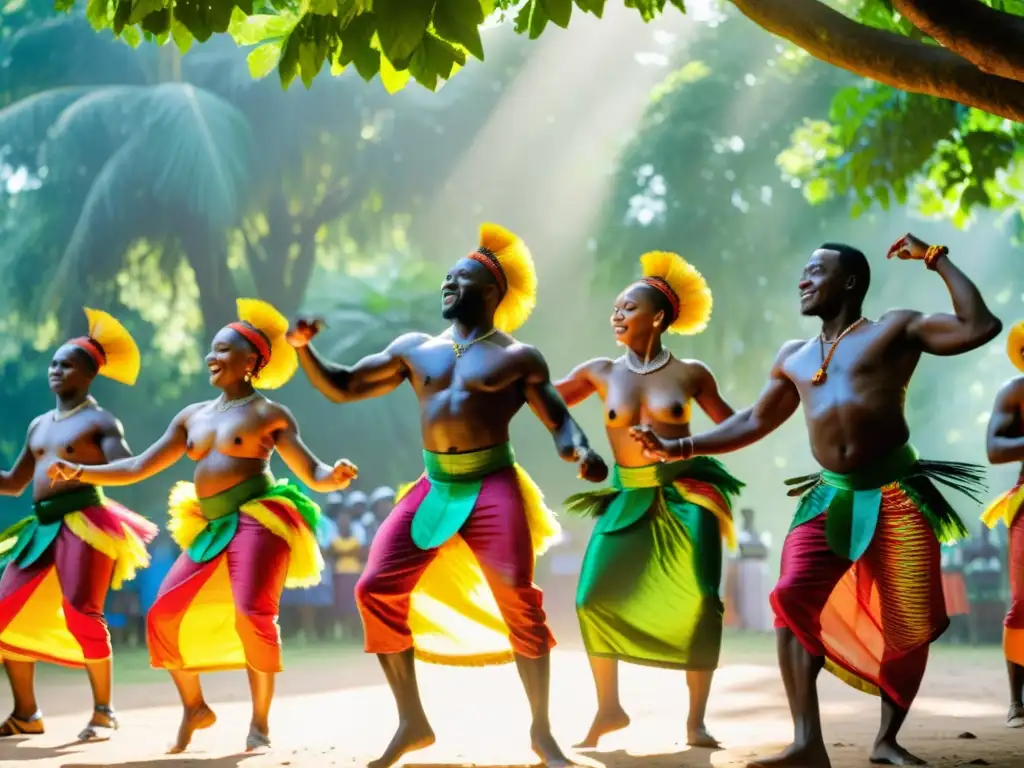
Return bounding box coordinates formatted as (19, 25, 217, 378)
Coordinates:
(924, 244, 948, 270)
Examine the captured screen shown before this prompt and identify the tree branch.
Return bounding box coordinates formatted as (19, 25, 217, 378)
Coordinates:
(893, 0, 1024, 82)
(728, 0, 1024, 122)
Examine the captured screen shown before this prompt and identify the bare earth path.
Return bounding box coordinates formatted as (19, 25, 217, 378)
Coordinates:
(0, 632, 1018, 768)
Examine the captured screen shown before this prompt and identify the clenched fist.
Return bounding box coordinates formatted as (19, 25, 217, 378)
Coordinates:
(286, 316, 324, 348)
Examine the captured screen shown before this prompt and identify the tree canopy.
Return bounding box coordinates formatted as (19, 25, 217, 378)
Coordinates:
(55, 0, 1024, 120)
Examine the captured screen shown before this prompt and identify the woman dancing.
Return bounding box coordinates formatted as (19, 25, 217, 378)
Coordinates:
(555, 252, 744, 748)
(49, 299, 358, 753)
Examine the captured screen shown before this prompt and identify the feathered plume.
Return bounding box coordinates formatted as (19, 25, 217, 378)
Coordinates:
(639, 251, 713, 335)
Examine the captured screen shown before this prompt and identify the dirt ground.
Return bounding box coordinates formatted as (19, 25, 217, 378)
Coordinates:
(0, 628, 1019, 768)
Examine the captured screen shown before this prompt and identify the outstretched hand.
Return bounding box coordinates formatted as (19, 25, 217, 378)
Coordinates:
(886, 233, 930, 262)
(576, 447, 608, 484)
(330, 459, 359, 490)
(629, 425, 673, 462)
(286, 316, 325, 348)
(47, 460, 83, 486)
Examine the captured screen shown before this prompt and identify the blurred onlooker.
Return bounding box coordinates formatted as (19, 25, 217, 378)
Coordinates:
(965, 525, 1006, 644)
(346, 491, 374, 545)
(280, 495, 341, 642)
(368, 486, 396, 530)
(331, 508, 365, 639)
(733, 508, 772, 632)
(940, 541, 970, 643)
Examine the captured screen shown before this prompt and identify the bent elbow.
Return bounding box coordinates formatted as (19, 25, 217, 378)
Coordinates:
(980, 316, 1003, 344)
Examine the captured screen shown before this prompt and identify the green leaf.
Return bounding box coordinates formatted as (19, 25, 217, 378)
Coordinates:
(129, 0, 165, 25)
(339, 13, 382, 80)
(540, 0, 571, 27)
(409, 30, 464, 90)
(121, 24, 142, 46)
(309, 0, 336, 13)
(247, 40, 282, 77)
(574, 0, 606, 16)
(85, 0, 110, 29)
(279, 31, 301, 87)
(667, 0, 685, 10)
(228, 8, 296, 45)
(803, 177, 833, 205)
(374, 0, 435, 67)
(141, 7, 172, 34)
(171, 19, 194, 53)
(514, 0, 548, 38)
(433, 0, 485, 60)
(379, 54, 412, 93)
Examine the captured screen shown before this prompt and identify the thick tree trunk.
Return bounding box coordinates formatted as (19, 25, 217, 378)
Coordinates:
(179, 226, 238, 338)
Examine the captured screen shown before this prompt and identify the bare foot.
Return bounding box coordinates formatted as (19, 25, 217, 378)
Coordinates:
(166, 704, 216, 754)
(1008, 703, 1024, 728)
(686, 722, 720, 748)
(747, 741, 831, 768)
(573, 707, 630, 749)
(869, 739, 926, 765)
(532, 725, 574, 767)
(368, 717, 436, 768)
(246, 726, 271, 752)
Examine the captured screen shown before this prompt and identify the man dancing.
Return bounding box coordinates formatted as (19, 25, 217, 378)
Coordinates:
(981, 319, 1024, 727)
(288, 223, 607, 768)
(631, 235, 1001, 767)
(0, 309, 157, 740)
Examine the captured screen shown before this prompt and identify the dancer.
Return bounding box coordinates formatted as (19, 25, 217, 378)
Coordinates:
(288, 223, 608, 768)
(48, 299, 357, 753)
(0, 309, 156, 740)
(631, 235, 1000, 767)
(981, 319, 1024, 727)
(554, 251, 743, 748)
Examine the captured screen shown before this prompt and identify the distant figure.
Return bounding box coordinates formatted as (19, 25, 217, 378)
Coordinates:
(735, 508, 772, 633)
(346, 491, 374, 545)
(964, 525, 1006, 645)
(939, 541, 970, 643)
(331, 508, 364, 637)
(369, 486, 396, 525)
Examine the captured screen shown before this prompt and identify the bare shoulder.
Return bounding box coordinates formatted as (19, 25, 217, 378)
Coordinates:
(91, 404, 126, 435)
(389, 331, 433, 357)
(774, 338, 810, 373)
(255, 397, 295, 427)
(674, 357, 716, 379)
(994, 375, 1024, 406)
(176, 400, 211, 426)
(27, 413, 45, 436)
(878, 308, 921, 330)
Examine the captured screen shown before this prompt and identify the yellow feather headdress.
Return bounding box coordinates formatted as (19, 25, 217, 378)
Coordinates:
(68, 308, 141, 385)
(231, 299, 298, 390)
(1008, 320, 1024, 374)
(637, 251, 713, 335)
(469, 223, 537, 334)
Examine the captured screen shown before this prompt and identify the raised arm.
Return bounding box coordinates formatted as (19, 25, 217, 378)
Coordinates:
(987, 378, 1024, 465)
(287, 317, 415, 404)
(0, 418, 41, 496)
(521, 346, 608, 483)
(271, 403, 358, 493)
(889, 236, 1002, 356)
(51, 406, 195, 486)
(691, 361, 735, 425)
(553, 359, 608, 407)
(632, 341, 803, 460)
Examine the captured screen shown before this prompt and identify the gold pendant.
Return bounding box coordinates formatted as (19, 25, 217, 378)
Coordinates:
(453, 343, 464, 358)
(811, 368, 826, 385)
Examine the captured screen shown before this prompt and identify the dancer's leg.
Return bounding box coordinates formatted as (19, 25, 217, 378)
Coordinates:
(166, 670, 216, 754)
(575, 657, 628, 748)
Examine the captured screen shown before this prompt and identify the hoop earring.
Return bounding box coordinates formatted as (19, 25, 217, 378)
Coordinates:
(244, 371, 252, 382)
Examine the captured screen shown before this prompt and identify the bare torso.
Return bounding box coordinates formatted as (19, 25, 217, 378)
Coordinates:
(394, 330, 541, 454)
(580, 357, 707, 467)
(781, 312, 922, 473)
(181, 398, 284, 497)
(28, 407, 123, 502)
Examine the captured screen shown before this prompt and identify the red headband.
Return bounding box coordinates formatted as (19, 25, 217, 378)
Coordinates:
(469, 250, 507, 294)
(228, 322, 271, 374)
(639, 277, 680, 323)
(68, 337, 106, 369)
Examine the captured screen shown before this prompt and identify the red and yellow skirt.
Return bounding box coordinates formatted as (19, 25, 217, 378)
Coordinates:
(0, 486, 156, 666)
(981, 479, 1024, 666)
(147, 474, 322, 673)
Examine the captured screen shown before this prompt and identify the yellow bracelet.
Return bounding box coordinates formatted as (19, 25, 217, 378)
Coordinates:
(924, 244, 948, 270)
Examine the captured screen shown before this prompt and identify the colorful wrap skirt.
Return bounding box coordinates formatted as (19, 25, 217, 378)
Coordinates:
(147, 473, 322, 673)
(981, 477, 1024, 666)
(565, 458, 744, 670)
(356, 442, 560, 666)
(776, 443, 982, 709)
(0, 486, 157, 666)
